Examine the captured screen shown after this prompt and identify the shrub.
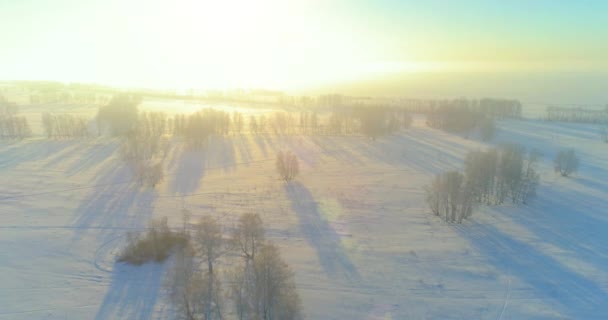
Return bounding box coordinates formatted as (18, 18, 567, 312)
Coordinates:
(554, 149, 579, 177)
(118, 217, 187, 265)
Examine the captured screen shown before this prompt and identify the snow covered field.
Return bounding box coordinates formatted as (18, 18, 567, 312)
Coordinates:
(1, 111, 608, 319)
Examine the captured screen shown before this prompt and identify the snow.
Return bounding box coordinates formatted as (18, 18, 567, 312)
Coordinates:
(1, 109, 608, 319)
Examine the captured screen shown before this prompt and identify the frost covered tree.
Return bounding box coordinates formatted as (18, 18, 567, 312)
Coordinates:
(194, 216, 225, 319)
(41, 113, 89, 138)
(231, 213, 265, 262)
(252, 243, 303, 320)
(463, 145, 539, 205)
(96, 94, 140, 136)
(425, 171, 475, 223)
(276, 151, 299, 181)
(554, 149, 579, 177)
(228, 213, 266, 320)
(168, 245, 205, 320)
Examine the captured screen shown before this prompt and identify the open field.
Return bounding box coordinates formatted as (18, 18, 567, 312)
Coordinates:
(1, 107, 608, 319)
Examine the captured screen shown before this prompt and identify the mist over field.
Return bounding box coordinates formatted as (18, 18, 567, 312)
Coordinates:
(1, 0, 608, 319)
(313, 71, 608, 106)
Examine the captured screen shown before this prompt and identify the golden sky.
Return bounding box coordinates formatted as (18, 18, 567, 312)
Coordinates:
(1, 0, 607, 93)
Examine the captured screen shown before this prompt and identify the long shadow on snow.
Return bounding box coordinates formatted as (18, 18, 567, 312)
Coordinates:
(0, 140, 78, 170)
(285, 181, 360, 280)
(497, 184, 608, 277)
(95, 262, 166, 320)
(72, 159, 157, 240)
(310, 128, 466, 175)
(458, 222, 608, 318)
(168, 136, 237, 195)
(41, 140, 93, 169)
(207, 135, 236, 173)
(168, 145, 207, 196)
(65, 141, 119, 176)
(233, 135, 253, 164)
(253, 135, 269, 158)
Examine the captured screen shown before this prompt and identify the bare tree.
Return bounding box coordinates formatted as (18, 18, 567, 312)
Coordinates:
(252, 243, 303, 320)
(276, 151, 299, 181)
(554, 149, 579, 177)
(232, 213, 265, 262)
(227, 264, 251, 320)
(194, 216, 225, 319)
(425, 171, 474, 223)
(168, 245, 204, 320)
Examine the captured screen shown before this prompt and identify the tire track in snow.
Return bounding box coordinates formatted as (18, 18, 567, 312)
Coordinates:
(94, 234, 127, 273)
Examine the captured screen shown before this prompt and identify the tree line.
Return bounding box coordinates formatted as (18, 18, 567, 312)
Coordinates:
(41, 113, 89, 138)
(402, 98, 522, 118)
(0, 98, 31, 139)
(546, 106, 608, 123)
(426, 144, 541, 223)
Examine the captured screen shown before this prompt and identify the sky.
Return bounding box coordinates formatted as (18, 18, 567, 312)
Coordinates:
(1, 0, 607, 101)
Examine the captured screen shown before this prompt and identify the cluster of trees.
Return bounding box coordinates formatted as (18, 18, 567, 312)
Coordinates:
(96, 94, 141, 136)
(276, 151, 300, 181)
(139, 112, 168, 138)
(546, 106, 608, 123)
(426, 171, 475, 223)
(119, 115, 170, 187)
(96, 95, 168, 186)
(356, 107, 405, 140)
(426, 144, 541, 223)
(172, 109, 231, 148)
(0, 100, 31, 139)
(166, 213, 302, 320)
(426, 103, 483, 133)
(422, 98, 521, 139)
(464, 145, 541, 205)
(41, 113, 89, 138)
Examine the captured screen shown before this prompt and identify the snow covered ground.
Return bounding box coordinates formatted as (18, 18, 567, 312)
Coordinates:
(1, 110, 608, 319)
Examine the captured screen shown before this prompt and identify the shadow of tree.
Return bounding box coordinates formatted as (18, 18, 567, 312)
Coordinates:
(0, 140, 79, 170)
(206, 135, 236, 173)
(495, 184, 608, 278)
(234, 135, 254, 164)
(65, 141, 119, 176)
(285, 181, 359, 280)
(310, 128, 468, 175)
(72, 159, 157, 240)
(95, 262, 167, 320)
(253, 135, 269, 157)
(458, 221, 608, 318)
(168, 145, 206, 196)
